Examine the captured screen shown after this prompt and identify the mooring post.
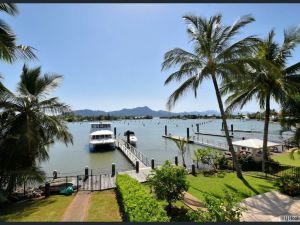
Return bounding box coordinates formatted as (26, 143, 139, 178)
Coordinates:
(23, 180, 26, 197)
(136, 161, 139, 173)
(85, 166, 89, 180)
(77, 175, 79, 192)
(151, 158, 155, 169)
(112, 163, 115, 177)
(192, 164, 196, 176)
(114, 127, 117, 138)
(91, 170, 93, 192)
(165, 125, 167, 136)
(187, 128, 190, 140)
(242, 137, 245, 140)
(196, 124, 199, 133)
(175, 156, 178, 166)
(127, 132, 130, 145)
(231, 124, 234, 133)
(45, 182, 50, 198)
(53, 170, 57, 179)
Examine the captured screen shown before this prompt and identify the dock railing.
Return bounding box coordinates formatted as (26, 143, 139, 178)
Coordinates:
(117, 139, 151, 167)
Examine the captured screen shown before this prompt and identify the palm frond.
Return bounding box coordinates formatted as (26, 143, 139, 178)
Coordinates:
(0, 3, 18, 16)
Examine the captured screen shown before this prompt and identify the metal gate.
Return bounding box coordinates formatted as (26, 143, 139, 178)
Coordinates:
(77, 174, 116, 191)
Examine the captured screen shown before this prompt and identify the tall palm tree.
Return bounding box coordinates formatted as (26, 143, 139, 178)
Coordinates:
(0, 3, 36, 67)
(162, 14, 258, 178)
(222, 28, 300, 173)
(0, 64, 73, 194)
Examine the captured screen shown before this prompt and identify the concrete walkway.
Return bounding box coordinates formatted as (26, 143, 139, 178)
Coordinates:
(183, 192, 206, 211)
(62, 191, 91, 221)
(240, 191, 300, 222)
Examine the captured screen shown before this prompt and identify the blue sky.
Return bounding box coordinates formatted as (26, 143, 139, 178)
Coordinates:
(1, 3, 300, 113)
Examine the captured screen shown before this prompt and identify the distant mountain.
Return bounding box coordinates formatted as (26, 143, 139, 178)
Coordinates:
(72, 106, 220, 117)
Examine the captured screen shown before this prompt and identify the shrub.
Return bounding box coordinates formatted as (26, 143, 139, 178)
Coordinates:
(115, 174, 169, 222)
(188, 190, 246, 222)
(274, 175, 300, 197)
(238, 154, 262, 171)
(147, 161, 189, 211)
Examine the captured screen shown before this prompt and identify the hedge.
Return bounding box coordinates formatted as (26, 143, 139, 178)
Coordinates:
(116, 174, 170, 222)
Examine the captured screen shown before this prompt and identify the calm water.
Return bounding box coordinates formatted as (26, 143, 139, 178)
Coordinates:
(41, 118, 293, 176)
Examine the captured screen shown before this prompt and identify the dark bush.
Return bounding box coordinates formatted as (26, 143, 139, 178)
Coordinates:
(274, 175, 300, 197)
(116, 174, 169, 222)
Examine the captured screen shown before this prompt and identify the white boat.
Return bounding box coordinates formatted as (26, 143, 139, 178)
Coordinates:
(89, 122, 116, 151)
(124, 130, 138, 146)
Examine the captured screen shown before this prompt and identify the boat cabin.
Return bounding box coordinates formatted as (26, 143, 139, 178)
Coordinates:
(90, 122, 112, 133)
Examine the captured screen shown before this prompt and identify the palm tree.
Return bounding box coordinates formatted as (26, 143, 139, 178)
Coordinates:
(171, 138, 187, 167)
(0, 3, 36, 67)
(0, 64, 73, 194)
(162, 14, 258, 178)
(222, 28, 300, 173)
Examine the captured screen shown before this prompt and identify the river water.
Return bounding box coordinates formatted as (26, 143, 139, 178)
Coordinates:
(41, 118, 293, 176)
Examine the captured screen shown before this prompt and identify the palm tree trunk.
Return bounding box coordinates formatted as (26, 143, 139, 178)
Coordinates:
(211, 74, 243, 179)
(262, 93, 271, 173)
(182, 152, 186, 168)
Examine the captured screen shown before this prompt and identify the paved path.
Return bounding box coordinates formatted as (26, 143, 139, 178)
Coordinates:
(182, 192, 206, 211)
(62, 191, 91, 221)
(240, 191, 300, 222)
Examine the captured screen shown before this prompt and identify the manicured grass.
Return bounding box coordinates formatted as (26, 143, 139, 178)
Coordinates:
(0, 195, 74, 222)
(87, 190, 122, 222)
(271, 152, 300, 167)
(187, 172, 276, 202)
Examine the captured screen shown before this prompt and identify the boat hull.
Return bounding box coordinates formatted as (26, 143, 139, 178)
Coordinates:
(89, 142, 116, 152)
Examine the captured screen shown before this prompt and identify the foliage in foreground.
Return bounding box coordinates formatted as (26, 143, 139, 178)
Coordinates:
(115, 174, 169, 222)
(147, 161, 189, 210)
(274, 175, 300, 197)
(0, 65, 73, 198)
(187, 190, 246, 222)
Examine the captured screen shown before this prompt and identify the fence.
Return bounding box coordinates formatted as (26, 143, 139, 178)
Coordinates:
(265, 161, 300, 179)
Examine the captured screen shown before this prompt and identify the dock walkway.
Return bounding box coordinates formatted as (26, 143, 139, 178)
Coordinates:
(116, 139, 149, 168)
(162, 134, 228, 151)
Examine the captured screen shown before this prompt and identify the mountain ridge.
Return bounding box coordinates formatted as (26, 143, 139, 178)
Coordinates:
(72, 106, 221, 117)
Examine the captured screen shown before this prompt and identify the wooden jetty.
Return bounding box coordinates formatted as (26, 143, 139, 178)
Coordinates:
(162, 135, 194, 143)
(195, 132, 233, 138)
(116, 139, 149, 168)
(221, 128, 262, 133)
(162, 134, 228, 151)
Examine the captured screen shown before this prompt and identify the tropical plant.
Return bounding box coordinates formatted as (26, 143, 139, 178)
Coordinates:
(162, 13, 259, 178)
(194, 147, 223, 171)
(280, 93, 300, 159)
(190, 190, 246, 222)
(274, 175, 300, 197)
(171, 138, 187, 167)
(222, 28, 300, 173)
(147, 161, 189, 212)
(0, 64, 73, 195)
(0, 3, 36, 66)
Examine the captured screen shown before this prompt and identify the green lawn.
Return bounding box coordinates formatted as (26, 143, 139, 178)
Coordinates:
(187, 172, 275, 202)
(271, 152, 300, 167)
(0, 195, 74, 222)
(87, 190, 122, 222)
